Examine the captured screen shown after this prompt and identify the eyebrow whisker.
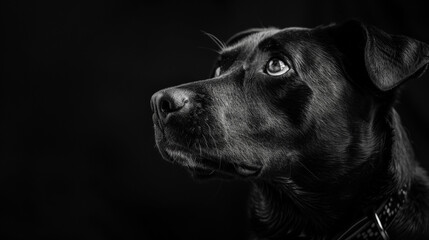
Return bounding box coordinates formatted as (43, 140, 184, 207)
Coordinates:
(202, 31, 227, 51)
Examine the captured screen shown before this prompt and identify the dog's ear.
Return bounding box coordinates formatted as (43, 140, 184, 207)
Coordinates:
(226, 28, 265, 46)
(326, 20, 429, 92)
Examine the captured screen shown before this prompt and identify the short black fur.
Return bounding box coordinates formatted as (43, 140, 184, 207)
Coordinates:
(151, 20, 429, 239)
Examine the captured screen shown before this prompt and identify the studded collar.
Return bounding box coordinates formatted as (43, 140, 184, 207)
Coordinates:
(335, 185, 409, 240)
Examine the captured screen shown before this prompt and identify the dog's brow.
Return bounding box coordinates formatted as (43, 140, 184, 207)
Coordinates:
(219, 49, 240, 62)
(257, 38, 283, 52)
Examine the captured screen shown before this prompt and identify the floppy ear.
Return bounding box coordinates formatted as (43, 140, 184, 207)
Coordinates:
(326, 20, 429, 92)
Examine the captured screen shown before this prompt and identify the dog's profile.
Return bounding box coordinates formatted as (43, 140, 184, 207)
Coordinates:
(151, 20, 429, 239)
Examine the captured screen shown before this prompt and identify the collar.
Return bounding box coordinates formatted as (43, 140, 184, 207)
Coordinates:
(335, 185, 409, 240)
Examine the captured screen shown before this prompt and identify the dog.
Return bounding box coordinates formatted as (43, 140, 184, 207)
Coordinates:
(150, 20, 429, 239)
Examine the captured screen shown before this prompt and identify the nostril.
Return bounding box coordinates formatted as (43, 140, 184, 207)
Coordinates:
(160, 98, 174, 113)
(159, 95, 187, 114)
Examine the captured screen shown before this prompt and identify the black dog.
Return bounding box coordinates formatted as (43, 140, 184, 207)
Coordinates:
(151, 20, 429, 239)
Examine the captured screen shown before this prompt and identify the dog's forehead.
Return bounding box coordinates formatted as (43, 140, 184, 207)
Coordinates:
(221, 27, 313, 56)
(223, 29, 279, 52)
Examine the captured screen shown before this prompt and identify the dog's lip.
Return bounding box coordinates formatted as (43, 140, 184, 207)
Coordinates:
(234, 164, 261, 176)
(194, 162, 262, 178)
(190, 164, 261, 179)
(190, 167, 232, 179)
(162, 146, 262, 178)
(152, 114, 163, 131)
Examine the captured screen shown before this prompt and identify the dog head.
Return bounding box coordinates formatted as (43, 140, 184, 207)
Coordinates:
(151, 20, 429, 185)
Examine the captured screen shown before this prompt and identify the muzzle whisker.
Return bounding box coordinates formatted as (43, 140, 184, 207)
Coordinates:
(295, 159, 320, 180)
(202, 134, 210, 150)
(205, 121, 222, 170)
(197, 141, 203, 157)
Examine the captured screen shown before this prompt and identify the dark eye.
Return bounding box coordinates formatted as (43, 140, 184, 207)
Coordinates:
(214, 67, 221, 77)
(265, 58, 290, 76)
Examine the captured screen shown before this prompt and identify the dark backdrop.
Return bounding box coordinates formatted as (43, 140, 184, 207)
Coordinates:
(2, 1, 429, 239)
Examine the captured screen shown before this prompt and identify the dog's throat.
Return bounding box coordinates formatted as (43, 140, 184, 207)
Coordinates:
(249, 179, 339, 239)
(249, 173, 409, 239)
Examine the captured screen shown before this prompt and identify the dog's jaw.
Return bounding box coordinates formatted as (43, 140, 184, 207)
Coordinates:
(154, 134, 263, 179)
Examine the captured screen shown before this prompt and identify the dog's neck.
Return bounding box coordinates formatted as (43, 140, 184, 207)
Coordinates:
(248, 109, 415, 239)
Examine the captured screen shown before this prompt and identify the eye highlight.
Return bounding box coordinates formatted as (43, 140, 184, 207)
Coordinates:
(214, 67, 221, 77)
(265, 58, 290, 76)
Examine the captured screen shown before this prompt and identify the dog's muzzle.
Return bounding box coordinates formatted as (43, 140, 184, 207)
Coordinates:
(150, 87, 262, 179)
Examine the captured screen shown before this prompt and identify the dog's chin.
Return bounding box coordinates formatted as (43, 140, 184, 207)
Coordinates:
(157, 148, 225, 180)
(153, 122, 262, 179)
(188, 167, 234, 180)
(155, 141, 262, 180)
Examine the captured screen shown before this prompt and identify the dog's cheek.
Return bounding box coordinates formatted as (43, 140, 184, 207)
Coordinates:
(273, 82, 313, 127)
(254, 75, 313, 129)
(210, 84, 250, 135)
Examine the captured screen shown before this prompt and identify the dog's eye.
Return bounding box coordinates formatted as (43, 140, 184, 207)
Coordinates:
(266, 58, 290, 76)
(214, 67, 221, 77)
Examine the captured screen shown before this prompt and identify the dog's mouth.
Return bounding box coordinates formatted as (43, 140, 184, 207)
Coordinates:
(158, 143, 262, 179)
(152, 114, 262, 179)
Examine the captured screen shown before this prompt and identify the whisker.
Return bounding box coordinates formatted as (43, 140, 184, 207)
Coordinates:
(197, 46, 222, 54)
(205, 121, 222, 171)
(295, 159, 320, 180)
(201, 31, 226, 51)
(197, 141, 203, 157)
(202, 134, 210, 150)
(205, 122, 220, 156)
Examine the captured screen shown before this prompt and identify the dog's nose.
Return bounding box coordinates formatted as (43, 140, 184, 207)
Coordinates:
(151, 88, 190, 123)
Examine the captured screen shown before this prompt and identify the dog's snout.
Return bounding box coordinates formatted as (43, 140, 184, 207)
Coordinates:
(159, 93, 187, 113)
(151, 88, 191, 123)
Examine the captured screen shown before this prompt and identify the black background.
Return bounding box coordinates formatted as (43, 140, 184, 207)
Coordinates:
(2, 1, 429, 239)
